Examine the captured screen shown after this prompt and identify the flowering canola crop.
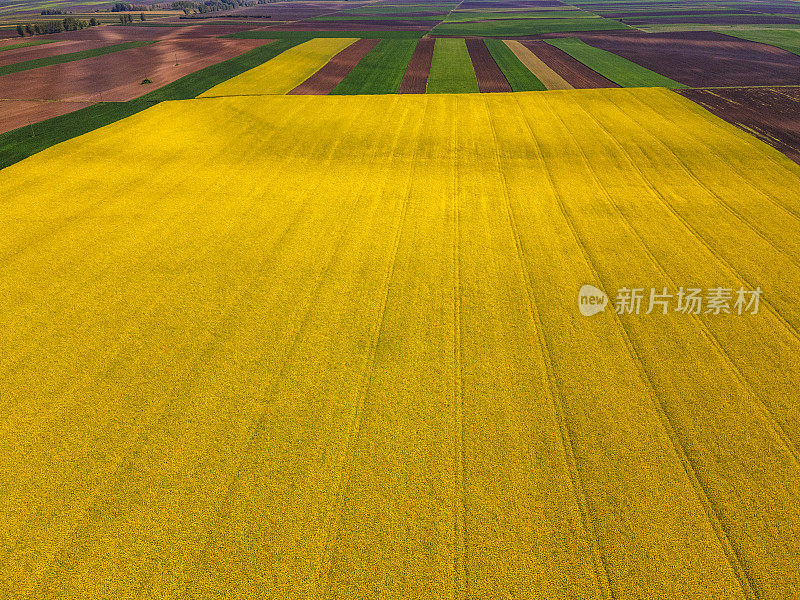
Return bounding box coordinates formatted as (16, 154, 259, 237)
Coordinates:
(1, 89, 799, 599)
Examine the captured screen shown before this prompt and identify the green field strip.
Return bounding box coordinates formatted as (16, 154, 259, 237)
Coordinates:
(431, 17, 630, 36)
(545, 38, 686, 88)
(331, 38, 418, 95)
(225, 30, 427, 40)
(0, 39, 302, 168)
(0, 100, 154, 171)
(720, 28, 800, 55)
(310, 14, 444, 21)
(442, 9, 601, 22)
(340, 3, 456, 14)
(427, 38, 478, 93)
(0, 39, 56, 52)
(0, 40, 153, 77)
(484, 38, 546, 91)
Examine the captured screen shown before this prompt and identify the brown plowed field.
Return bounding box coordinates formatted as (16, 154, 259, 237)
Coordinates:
(0, 99, 93, 134)
(0, 40, 108, 67)
(572, 31, 800, 87)
(289, 38, 379, 94)
(398, 38, 434, 94)
(459, 0, 566, 7)
(273, 19, 435, 30)
(523, 41, 618, 88)
(465, 38, 511, 92)
(41, 22, 262, 44)
(679, 86, 800, 164)
(216, 1, 374, 19)
(623, 14, 800, 25)
(0, 38, 270, 102)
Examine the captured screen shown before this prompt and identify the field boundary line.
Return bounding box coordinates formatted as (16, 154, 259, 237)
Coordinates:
(504, 39, 573, 90)
(487, 95, 613, 600)
(575, 95, 800, 464)
(451, 107, 467, 600)
(538, 96, 759, 600)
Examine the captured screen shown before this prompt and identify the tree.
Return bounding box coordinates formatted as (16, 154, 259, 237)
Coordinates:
(16, 24, 25, 36)
(140, 12, 145, 20)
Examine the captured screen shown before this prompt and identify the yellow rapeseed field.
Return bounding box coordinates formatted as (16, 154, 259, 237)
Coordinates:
(1, 89, 799, 599)
(199, 37, 357, 97)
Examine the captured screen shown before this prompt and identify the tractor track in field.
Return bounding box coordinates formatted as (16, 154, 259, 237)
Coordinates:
(535, 98, 759, 600)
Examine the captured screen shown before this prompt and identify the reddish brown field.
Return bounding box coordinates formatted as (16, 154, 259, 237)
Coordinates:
(289, 38, 379, 94)
(678, 86, 800, 164)
(0, 38, 271, 102)
(0, 40, 111, 67)
(570, 31, 800, 87)
(459, 0, 567, 7)
(522, 40, 618, 88)
(465, 37, 511, 92)
(0, 99, 93, 134)
(209, 1, 374, 19)
(33, 22, 262, 44)
(398, 38, 433, 94)
(270, 20, 435, 30)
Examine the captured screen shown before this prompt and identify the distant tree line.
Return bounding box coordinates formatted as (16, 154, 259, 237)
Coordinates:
(111, 2, 152, 11)
(171, 0, 265, 14)
(16, 17, 99, 36)
(116, 13, 146, 23)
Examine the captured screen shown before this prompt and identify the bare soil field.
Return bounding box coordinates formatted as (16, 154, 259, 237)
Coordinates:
(0, 99, 93, 134)
(42, 22, 262, 43)
(679, 86, 800, 164)
(0, 38, 270, 101)
(214, 1, 374, 20)
(523, 40, 618, 88)
(570, 31, 800, 87)
(272, 19, 435, 30)
(465, 37, 511, 92)
(289, 38, 378, 94)
(623, 14, 800, 25)
(0, 39, 107, 67)
(398, 37, 433, 93)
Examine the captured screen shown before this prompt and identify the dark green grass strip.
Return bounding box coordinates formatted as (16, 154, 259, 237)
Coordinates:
(340, 3, 456, 14)
(225, 30, 426, 39)
(0, 100, 153, 170)
(310, 14, 443, 21)
(0, 39, 298, 169)
(0, 40, 153, 76)
(427, 37, 478, 93)
(442, 10, 597, 22)
(0, 39, 56, 52)
(431, 17, 629, 36)
(545, 37, 686, 88)
(484, 38, 545, 91)
(331, 38, 418, 94)
(720, 29, 800, 56)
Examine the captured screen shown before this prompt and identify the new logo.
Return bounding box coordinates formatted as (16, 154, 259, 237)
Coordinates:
(578, 284, 608, 317)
